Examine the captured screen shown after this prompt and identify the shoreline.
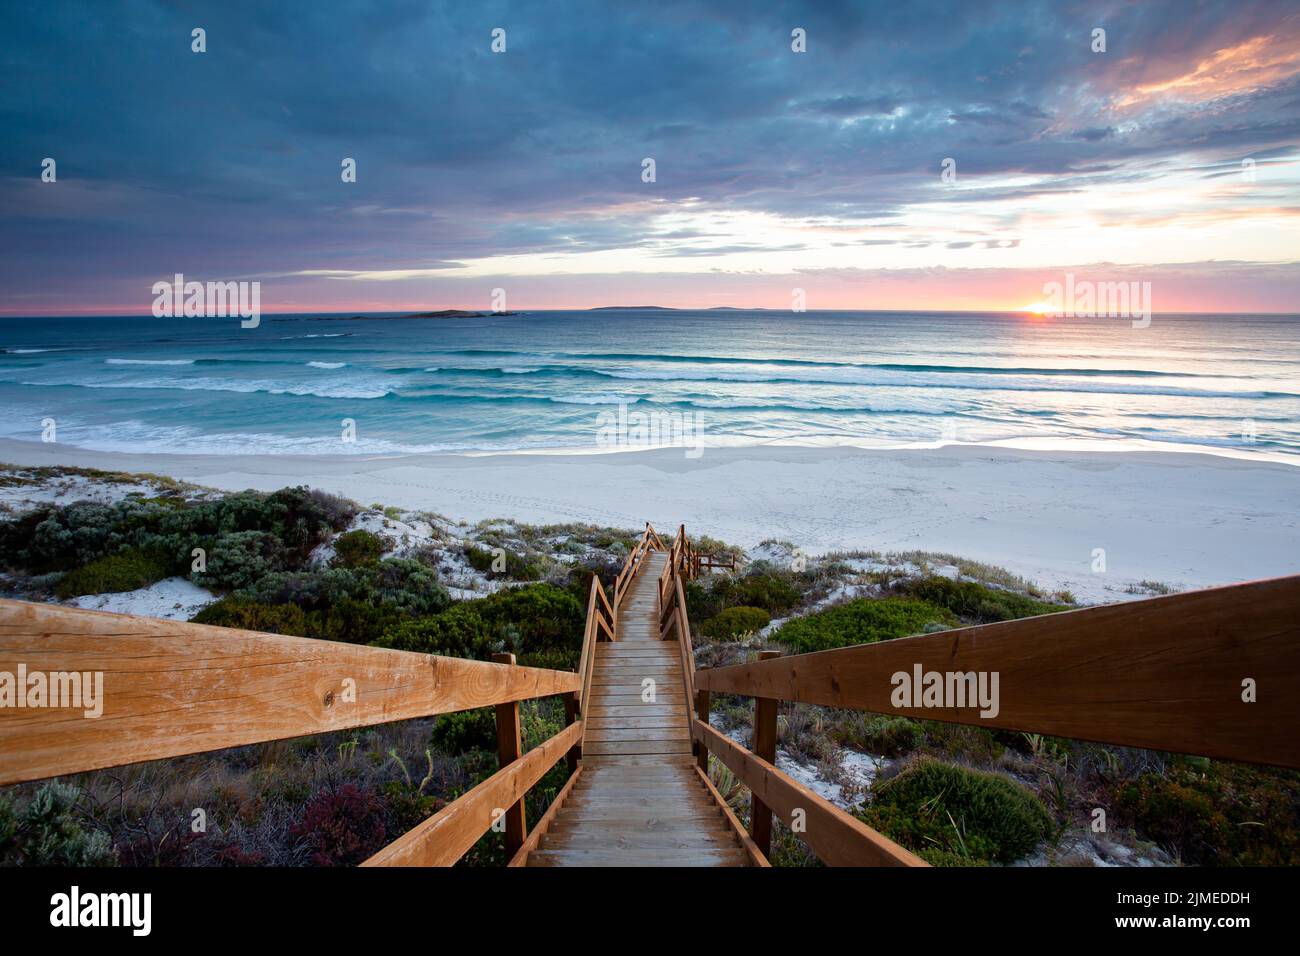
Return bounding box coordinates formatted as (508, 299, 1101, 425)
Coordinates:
(3, 437, 1297, 604)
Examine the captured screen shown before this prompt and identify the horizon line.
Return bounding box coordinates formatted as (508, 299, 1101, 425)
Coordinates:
(4, 306, 1300, 319)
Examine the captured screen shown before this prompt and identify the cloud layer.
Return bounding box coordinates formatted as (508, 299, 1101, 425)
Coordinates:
(1, 0, 1298, 312)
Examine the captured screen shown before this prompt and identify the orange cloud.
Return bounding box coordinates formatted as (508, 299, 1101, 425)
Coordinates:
(1116, 33, 1300, 107)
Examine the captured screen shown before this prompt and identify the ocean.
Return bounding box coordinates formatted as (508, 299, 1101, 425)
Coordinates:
(1, 310, 1297, 462)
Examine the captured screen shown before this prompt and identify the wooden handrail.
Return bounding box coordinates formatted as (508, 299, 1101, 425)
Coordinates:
(696, 573, 1300, 771)
(363, 720, 583, 866)
(594, 576, 616, 623)
(506, 764, 584, 867)
(577, 574, 615, 715)
(693, 720, 926, 867)
(0, 599, 581, 787)
(12, 519, 1287, 869)
(673, 575, 697, 705)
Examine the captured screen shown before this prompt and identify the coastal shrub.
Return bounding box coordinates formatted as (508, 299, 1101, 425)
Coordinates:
(902, 576, 1067, 623)
(195, 595, 418, 646)
(726, 573, 802, 614)
(773, 598, 955, 653)
(194, 557, 449, 644)
(701, 605, 770, 640)
(378, 603, 495, 658)
(686, 571, 802, 622)
(430, 708, 498, 755)
(841, 714, 927, 757)
(0, 486, 356, 578)
(202, 487, 355, 560)
(331, 529, 387, 568)
(367, 558, 450, 615)
(463, 543, 543, 580)
(308, 597, 405, 645)
(235, 560, 449, 617)
(861, 760, 1055, 865)
(1, 501, 133, 572)
(375, 583, 584, 667)
(193, 530, 288, 590)
(1116, 761, 1300, 865)
(54, 548, 171, 598)
(0, 781, 117, 866)
(290, 784, 387, 867)
(193, 598, 309, 636)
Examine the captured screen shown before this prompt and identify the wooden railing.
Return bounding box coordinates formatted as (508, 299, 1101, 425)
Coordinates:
(613, 522, 663, 609)
(576, 572, 616, 715)
(691, 568, 1300, 866)
(0, 599, 584, 867)
(662, 525, 1300, 866)
(6, 524, 1294, 869)
(658, 524, 699, 712)
(655, 524, 923, 866)
(576, 522, 664, 714)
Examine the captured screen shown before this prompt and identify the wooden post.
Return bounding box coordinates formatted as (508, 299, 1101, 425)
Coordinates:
(562, 690, 581, 772)
(695, 686, 711, 772)
(749, 650, 780, 856)
(491, 652, 526, 858)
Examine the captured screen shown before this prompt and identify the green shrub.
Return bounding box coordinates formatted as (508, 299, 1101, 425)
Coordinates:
(727, 573, 802, 614)
(308, 597, 405, 645)
(903, 577, 1066, 623)
(686, 572, 802, 622)
(192, 598, 309, 635)
(378, 603, 494, 658)
(701, 605, 770, 640)
(1116, 761, 1300, 865)
(376, 583, 584, 667)
(0, 781, 116, 866)
(235, 559, 449, 618)
(774, 598, 955, 653)
(842, 714, 927, 757)
(331, 529, 387, 568)
(54, 548, 170, 598)
(463, 544, 543, 580)
(0, 485, 355, 576)
(430, 708, 497, 755)
(861, 760, 1055, 865)
(194, 530, 287, 590)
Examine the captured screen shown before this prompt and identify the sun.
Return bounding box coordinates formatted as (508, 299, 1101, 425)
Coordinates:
(1019, 302, 1054, 317)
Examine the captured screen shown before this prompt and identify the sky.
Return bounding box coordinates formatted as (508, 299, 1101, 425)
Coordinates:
(1, 0, 1298, 315)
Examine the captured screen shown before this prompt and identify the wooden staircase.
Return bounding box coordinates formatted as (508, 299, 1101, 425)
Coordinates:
(526, 550, 756, 866)
(5, 522, 1296, 869)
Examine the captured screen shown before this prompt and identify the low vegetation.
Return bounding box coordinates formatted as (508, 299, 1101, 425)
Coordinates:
(772, 597, 957, 652)
(860, 760, 1056, 865)
(0, 467, 1291, 868)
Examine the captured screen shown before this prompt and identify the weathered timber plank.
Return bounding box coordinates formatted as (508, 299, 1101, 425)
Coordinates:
(0, 599, 579, 785)
(695, 575, 1300, 769)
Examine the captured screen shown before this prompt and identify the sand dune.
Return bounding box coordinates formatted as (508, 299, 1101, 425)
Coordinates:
(1, 438, 1296, 604)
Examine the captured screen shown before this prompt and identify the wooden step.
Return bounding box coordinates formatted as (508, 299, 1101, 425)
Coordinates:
(582, 739, 693, 756)
(527, 847, 748, 867)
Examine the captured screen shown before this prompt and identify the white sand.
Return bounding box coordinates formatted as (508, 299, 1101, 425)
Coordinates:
(65, 577, 216, 620)
(2, 438, 1296, 603)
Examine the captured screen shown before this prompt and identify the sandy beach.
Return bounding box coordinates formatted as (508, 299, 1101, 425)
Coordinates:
(3, 438, 1295, 604)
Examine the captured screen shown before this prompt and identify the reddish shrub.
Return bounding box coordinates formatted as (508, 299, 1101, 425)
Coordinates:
(291, 784, 387, 867)
(214, 843, 267, 867)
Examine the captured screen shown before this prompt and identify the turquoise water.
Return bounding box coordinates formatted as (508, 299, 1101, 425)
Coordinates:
(1, 310, 1297, 460)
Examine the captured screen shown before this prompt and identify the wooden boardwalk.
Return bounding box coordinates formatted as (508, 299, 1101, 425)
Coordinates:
(5, 522, 1296, 868)
(526, 551, 755, 866)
